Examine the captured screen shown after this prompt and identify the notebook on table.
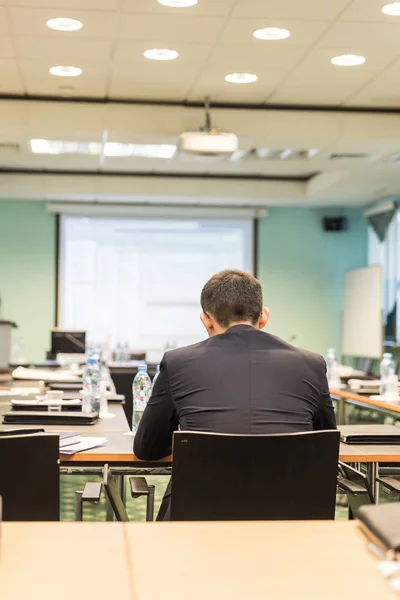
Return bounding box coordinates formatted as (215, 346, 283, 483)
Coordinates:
(2, 411, 99, 426)
(11, 398, 82, 411)
(358, 503, 400, 559)
(339, 424, 400, 445)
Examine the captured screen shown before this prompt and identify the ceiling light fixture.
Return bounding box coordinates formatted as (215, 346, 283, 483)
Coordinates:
(49, 65, 82, 77)
(225, 72, 258, 84)
(253, 27, 290, 40)
(382, 2, 400, 16)
(331, 54, 366, 67)
(158, 0, 198, 6)
(144, 48, 179, 61)
(46, 17, 83, 31)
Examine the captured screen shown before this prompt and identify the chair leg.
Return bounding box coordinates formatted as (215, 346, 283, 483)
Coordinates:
(75, 490, 83, 521)
(146, 485, 155, 522)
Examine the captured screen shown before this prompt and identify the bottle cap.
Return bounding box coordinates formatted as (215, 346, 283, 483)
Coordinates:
(138, 365, 147, 372)
(383, 353, 393, 359)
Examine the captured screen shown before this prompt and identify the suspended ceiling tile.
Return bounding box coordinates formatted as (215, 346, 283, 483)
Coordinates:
(122, 0, 236, 17)
(0, 7, 12, 34)
(340, 0, 400, 23)
(317, 21, 400, 49)
(220, 18, 332, 46)
(6, 0, 119, 9)
(345, 57, 400, 106)
(119, 13, 226, 43)
(9, 7, 118, 38)
(208, 43, 310, 70)
(15, 37, 112, 62)
(232, 0, 351, 20)
(0, 38, 16, 59)
(20, 60, 109, 99)
(113, 40, 212, 64)
(0, 58, 25, 94)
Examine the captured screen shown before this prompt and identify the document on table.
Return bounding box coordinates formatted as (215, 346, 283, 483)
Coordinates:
(60, 437, 107, 455)
(12, 366, 81, 382)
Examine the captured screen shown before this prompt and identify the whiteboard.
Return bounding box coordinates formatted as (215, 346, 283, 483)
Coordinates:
(342, 266, 383, 358)
(58, 216, 253, 350)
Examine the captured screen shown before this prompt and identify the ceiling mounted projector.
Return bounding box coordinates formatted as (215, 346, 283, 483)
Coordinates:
(179, 98, 239, 156)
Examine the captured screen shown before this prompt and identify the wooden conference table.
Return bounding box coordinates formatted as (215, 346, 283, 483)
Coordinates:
(0, 521, 395, 600)
(331, 386, 400, 425)
(2, 388, 400, 496)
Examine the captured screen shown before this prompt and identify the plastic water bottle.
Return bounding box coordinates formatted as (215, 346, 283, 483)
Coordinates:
(132, 365, 152, 433)
(380, 353, 396, 398)
(326, 348, 341, 387)
(123, 342, 130, 363)
(152, 364, 160, 389)
(82, 357, 101, 414)
(114, 342, 122, 363)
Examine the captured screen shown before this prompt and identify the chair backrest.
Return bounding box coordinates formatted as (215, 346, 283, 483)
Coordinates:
(102, 464, 129, 522)
(171, 430, 340, 521)
(338, 462, 374, 516)
(0, 434, 60, 521)
(357, 357, 374, 375)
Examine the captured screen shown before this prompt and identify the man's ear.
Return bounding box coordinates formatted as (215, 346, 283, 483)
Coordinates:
(257, 307, 270, 330)
(200, 313, 213, 335)
(200, 312, 214, 336)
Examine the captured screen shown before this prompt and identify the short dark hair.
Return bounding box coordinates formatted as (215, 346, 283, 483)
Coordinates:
(201, 270, 263, 328)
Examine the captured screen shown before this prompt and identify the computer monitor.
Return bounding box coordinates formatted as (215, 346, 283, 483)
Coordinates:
(51, 329, 86, 354)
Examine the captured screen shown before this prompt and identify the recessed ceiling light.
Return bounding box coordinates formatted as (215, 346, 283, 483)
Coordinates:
(331, 54, 366, 67)
(46, 17, 83, 31)
(253, 27, 290, 40)
(225, 72, 258, 84)
(144, 48, 179, 61)
(158, 0, 198, 6)
(49, 65, 82, 77)
(382, 2, 400, 16)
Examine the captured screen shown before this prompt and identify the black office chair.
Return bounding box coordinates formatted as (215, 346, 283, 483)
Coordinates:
(170, 430, 340, 521)
(337, 462, 400, 518)
(77, 464, 155, 522)
(0, 431, 103, 521)
(0, 433, 60, 521)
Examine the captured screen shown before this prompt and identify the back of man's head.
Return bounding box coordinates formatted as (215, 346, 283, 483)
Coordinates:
(201, 270, 263, 329)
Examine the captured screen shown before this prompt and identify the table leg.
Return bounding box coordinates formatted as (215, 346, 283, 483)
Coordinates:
(118, 474, 126, 505)
(367, 462, 380, 504)
(336, 396, 345, 425)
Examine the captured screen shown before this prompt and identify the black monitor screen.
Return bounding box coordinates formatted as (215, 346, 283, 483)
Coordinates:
(51, 331, 86, 354)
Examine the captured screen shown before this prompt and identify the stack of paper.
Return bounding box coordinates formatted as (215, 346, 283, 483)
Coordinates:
(60, 437, 107, 455)
(12, 366, 81, 382)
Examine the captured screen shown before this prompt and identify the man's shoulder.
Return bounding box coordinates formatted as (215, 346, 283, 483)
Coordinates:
(261, 331, 325, 367)
(163, 338, 210, 363)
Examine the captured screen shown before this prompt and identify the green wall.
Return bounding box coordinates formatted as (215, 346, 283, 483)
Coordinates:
(0, 201, 367, 361)
(0, 201, 55, 362)
(258, 208, 368, 356)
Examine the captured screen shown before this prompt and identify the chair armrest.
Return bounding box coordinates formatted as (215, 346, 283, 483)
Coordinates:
(129, 477, 150, 499)
(378, 477, 400, 496)
(337, 476, 367, 495)
(82, 482, 102, 503)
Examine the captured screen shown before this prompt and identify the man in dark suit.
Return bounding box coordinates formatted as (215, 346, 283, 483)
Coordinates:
(134, 269, 337, 519)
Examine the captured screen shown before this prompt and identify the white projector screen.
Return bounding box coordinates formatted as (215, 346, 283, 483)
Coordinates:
(342, 265, 383, 359)
(58, 216, 254, 351)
